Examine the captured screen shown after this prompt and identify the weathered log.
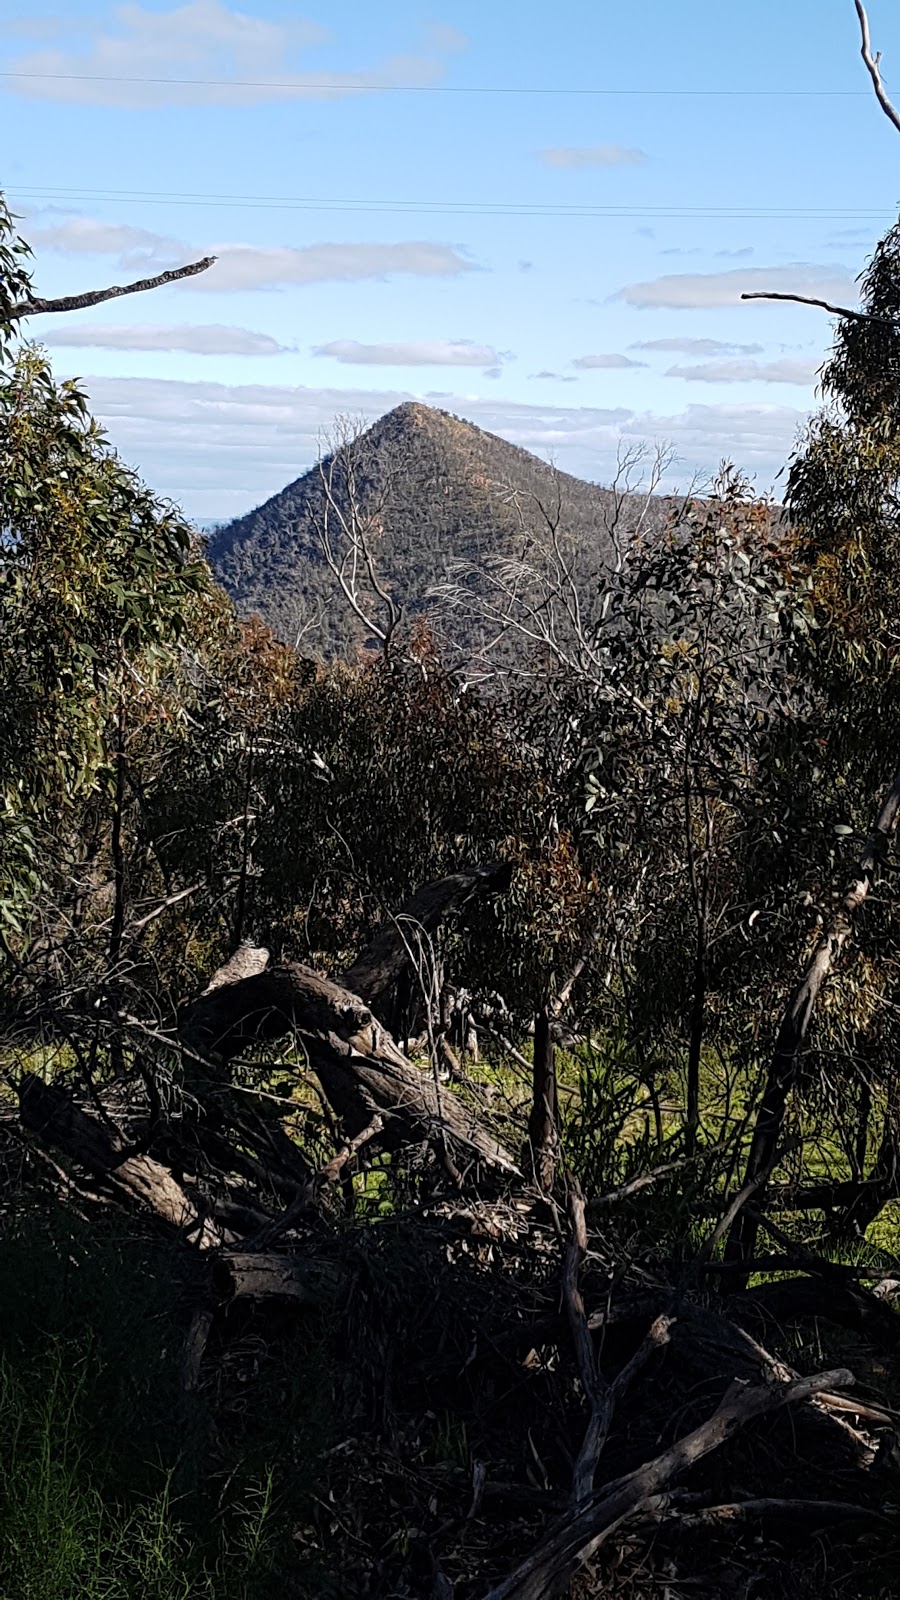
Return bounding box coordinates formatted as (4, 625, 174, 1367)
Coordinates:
(201, 940, 270, 993)
(342, 863, 511, 1005)
(734, 1274, 900, 1349)
(18, 1074, 221, 1247)
(212, 1251, 343, 1307)
(181, 962, 518, 1174)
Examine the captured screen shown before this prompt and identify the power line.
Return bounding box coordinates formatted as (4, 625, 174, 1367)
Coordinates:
(0, 69, 875, 97)
(10, 185, 893, 223)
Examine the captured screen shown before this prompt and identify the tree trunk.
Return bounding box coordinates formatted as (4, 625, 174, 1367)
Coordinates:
(725, 770, 900, 1266)
(527, 1004, 557, 1190)
(685, 907, 707, 1157)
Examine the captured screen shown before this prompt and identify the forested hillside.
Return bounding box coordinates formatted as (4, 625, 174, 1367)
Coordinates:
(4, 61, 900, 1598)
(207, 402, 645, 658)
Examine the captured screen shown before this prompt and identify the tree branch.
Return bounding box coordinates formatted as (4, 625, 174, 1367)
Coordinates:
(10, 255, 216, 319)
(855, 0, 900, 136)
(740, 291, 891, 324)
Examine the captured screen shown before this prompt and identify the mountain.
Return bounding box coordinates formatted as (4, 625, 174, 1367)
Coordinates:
(206, 402, 635, 659)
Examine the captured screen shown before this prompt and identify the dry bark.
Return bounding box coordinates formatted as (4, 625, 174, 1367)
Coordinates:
(212, 1251, 342, 1307)
(18, 1073, 220, 1247)
(10, 256, 216, 319)
(181, 961, 518, 1174)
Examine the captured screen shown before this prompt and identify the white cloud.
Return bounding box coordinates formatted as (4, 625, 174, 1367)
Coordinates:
(631, 338, 764, 356)
(540, 144, 648, 169)
(622, 401, 806, 470)
(666, 357, 821, 385)
(60, 374, 810, 517)
(201, 242, 478, 290)
(529, 370, 578, 383)
(313, 338, 503, 369)
(39, 322, 291, 355)
(616, 262, 857, 310)
(23, 213, 478, 288)
(3, 0, 454, 108)
(572, 353, 647, 369)
(27, 215, 186, 271)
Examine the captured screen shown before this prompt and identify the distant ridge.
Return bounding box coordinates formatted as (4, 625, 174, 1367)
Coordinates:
(207, 402, 625, 659)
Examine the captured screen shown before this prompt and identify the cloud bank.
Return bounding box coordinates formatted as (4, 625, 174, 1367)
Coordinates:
(24, 212, 478, 288)
(616, 263, 857, 310)
(59, 374, 810, 518)
(40, 322, 291, 355)
(666, 357, 821, 385)
(631, 337, 764, 356)
(573, 353, 647, 370)
(312, 339, 504, 370)
(2, 0, 457, 108)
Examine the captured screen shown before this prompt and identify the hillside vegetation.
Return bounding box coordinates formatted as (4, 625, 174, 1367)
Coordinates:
(4, 185, 900, 1600)
(207, 402, 644, 657)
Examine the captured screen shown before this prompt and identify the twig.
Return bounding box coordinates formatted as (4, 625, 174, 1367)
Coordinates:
(10, 255, 216, 318)
(593, 1159, 690, 1210)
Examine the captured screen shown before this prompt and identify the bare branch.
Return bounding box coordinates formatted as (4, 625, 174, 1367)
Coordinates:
(855, 0, 900, 135)
(10, 255, 217, 319)
(741, 290, 894, 324)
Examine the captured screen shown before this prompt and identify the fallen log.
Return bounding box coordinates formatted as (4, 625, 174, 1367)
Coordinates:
(734, 1274, 900, 1349)
(181, 962, 518, 1175)
(18, 1074, 221, 1248)
(212, 1251, 343, 1307)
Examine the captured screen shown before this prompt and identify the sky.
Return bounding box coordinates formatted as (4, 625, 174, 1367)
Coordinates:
(2, 0, 900, 520)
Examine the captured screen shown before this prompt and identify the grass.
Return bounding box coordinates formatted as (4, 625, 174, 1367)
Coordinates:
(0, 1203, 337, 1599)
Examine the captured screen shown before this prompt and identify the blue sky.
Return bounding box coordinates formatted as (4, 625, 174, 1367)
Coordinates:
(2, 0, 899, 518)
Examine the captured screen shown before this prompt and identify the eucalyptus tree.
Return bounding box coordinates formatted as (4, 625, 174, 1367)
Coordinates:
(0, 199, 216, 953)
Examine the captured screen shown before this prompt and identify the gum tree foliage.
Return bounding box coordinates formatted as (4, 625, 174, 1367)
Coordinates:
(0, 201, 213, 943)
(726, 219, 900, 1232)
(464, 469, 809, 1159)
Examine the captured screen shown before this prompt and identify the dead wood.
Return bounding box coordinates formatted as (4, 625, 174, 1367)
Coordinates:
(18, 1073, 221, 1247)
(648, 1495, 884, 1530)
(342, 863, 511, 1005)
(181, 961, 518, 1174)
(740, 290, 899, 325)
(212, 1251, 342, 1307)
(563, 1185, 674, 1506)
(855, 0, 900, 136)
(481, 1366, 855, 1600)
(734, 1273, 900, 1349)
(10, 255, 217, 319)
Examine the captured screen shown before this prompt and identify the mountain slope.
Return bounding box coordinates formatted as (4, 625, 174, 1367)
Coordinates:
(207, 402, 625, 658)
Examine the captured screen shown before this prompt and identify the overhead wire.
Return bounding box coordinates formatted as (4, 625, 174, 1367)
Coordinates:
(0, 71, 877, 96)
(8, 185, 893, 223)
